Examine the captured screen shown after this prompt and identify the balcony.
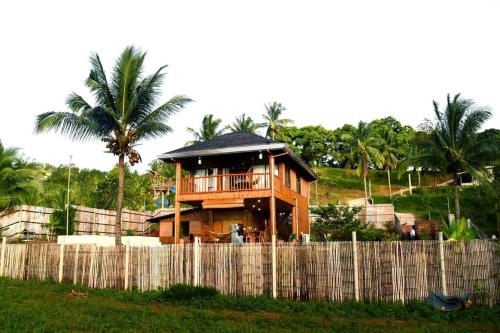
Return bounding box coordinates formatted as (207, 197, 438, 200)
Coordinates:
(180, 173, 270, 194)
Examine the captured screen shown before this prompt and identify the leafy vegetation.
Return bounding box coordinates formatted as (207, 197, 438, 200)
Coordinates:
(310, 205, 384, 241)
(161, 284, 219, 301)
(441, 218, 477, 242)
(0, 278, 497, 333)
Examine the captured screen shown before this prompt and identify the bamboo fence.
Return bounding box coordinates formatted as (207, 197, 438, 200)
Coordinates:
(0, 239, 498, 305)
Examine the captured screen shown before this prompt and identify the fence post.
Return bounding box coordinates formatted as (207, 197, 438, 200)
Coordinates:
(73, 244, 80, 285)
(352, 231, 359, 301)
(0, 237, 6, 277)
(124, 245, 130, 290)
(408, 174, 412, 195)
(193, 237, 201, 286)
(438, 232, 447, 296)
(58, 240, 65, 283)
(272, 234, 277, 299)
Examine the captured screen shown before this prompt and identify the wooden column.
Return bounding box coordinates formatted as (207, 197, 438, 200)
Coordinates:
(269, 153, 277, 298)
(291, 205, 297, 236)
(269, 154, 276, 236)
(174, 162, 182, 244)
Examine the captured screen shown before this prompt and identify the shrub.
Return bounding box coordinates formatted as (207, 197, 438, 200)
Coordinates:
(161, 284, 219, 301)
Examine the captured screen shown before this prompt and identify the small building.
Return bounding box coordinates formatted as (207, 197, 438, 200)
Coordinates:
(151, 132, 317, 243)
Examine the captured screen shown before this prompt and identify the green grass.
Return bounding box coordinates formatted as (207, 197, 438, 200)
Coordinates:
(0, 278, 498, 332)
(373, 186, 499, 235)
(313, 167, 449, 204)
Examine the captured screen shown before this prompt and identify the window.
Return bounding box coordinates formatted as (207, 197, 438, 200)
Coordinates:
(285, 166, 291, 188)
(296, 176, 302, 194)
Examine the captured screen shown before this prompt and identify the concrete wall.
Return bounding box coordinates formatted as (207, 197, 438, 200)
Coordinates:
(57, 235, 161, 246)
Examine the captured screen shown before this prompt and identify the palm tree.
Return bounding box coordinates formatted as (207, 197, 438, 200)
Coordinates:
(35, 46, 192, 245)
(379, 126, 399, 199)
(0, 141, 41, 211)
(341, 121, 384, 205)
(427, 93, 495, 220)
(186, 114, 226, 143)
(230, 113, 260, 133)
(262, 102, 293, 140)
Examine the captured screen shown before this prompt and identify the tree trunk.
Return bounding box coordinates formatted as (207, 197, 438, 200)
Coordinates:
(387, 168, 392, 200)
(363, 175, 368, 206)
(453, 173, 461, 221)
(115, 154, 125, 246)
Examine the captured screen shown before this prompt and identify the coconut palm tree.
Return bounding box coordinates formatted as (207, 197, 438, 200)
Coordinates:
(35, 46, 192, 245)
(186, 114, 226, 143)
(0, 141, 41, 211)
(426, 93, 495, 220)
(341, 121, 384, 205)
(379, 126, 399, 199)
(262, 102, 293, 140)
(230, 113, 260, 133)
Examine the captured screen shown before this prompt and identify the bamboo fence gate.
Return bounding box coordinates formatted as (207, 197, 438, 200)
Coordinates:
(0, 237, 498, 306)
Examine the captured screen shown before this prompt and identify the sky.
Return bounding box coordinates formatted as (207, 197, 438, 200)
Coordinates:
(0, 0, 499, 172)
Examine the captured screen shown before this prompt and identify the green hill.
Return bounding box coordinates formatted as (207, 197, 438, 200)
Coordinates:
(311, 167, 499, 236)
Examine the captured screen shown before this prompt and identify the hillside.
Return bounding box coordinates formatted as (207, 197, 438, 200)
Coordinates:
(311, 167, 499, 235)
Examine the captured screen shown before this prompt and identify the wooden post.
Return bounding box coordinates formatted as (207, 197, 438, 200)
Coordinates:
(193, 236, 201, 286)
(58, 240, 65, 283)
(438, 232, 447, 296)
(352, 231, 359, 301)
(408, 173, 412, 195)
(0, 237, 6, 277)
(291, 198, 297, 237)
(124, 245, 130, 290)
(271, 234, 277, 298)
(73, 244, 80, 285)
(269, 154, 277, 237)
(174, 162, 182, 244)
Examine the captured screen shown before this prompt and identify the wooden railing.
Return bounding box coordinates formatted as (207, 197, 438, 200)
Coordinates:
(180, 173, 270, 194)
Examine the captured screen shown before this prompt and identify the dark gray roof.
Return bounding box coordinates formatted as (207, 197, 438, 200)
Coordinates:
(160, 132, 282, 157)
(158, 132, 317, 180)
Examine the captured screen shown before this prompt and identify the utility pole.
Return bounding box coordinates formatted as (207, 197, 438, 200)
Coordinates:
(66, 155, 72, 236)
(314, 161, 319, 206)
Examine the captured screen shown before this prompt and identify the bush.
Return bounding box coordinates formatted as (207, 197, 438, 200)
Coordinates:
(161, 284, 219, 301)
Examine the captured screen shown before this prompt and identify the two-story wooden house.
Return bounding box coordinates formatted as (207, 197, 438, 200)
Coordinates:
(151, 132, 316, 244)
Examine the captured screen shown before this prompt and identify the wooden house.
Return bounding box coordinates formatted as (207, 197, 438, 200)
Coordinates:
(150, 132, 317, 244)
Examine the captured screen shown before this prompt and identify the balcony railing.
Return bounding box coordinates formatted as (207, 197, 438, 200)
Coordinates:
(180, 173, 270, 194)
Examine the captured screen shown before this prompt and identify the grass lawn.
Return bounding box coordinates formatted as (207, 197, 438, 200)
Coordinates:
(0, 278, 498, 333)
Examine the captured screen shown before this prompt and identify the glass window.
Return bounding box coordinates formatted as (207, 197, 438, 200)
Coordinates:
(285, 166, 291, 188)
(296, 176, 302, 194)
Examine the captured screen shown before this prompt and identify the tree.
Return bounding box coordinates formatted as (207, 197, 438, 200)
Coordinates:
(0, 141, 41, 211)
(35, 46, 191, 245)
(229, 113, 260, 133)
(310, 204, 384, 241)
(187, 114, 226, 144)
(428, 93, 496, 220)
(262, 102, 293, 140)
(341, 121, 384, 205)
(276, 126, 337, 166)
(379, 126, 399, 199)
